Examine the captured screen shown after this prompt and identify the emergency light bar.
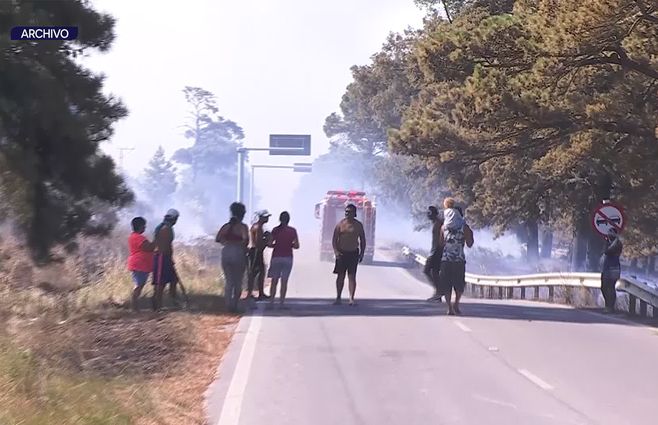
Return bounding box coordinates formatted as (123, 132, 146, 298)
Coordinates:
(326, 190, 366, 197)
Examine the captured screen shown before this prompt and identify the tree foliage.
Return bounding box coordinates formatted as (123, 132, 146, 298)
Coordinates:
(390, 0, 658, 267)
(173, 87, 244, 232)
(143, 146, 177, 208)
(0, 0, 132, 261)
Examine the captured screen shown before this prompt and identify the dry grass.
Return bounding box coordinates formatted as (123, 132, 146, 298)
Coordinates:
(0, 233, 238, 425)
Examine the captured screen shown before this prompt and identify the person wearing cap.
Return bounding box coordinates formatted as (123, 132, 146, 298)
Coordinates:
(152, 208, 181, 311)
(332, 203, 366, 306)
(247, 210, 272, 301)
(601, 227, 623, 313)
(424, 206, 445, 303)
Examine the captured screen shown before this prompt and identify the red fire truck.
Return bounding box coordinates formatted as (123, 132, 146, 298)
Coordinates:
(314, 190, 376, 264)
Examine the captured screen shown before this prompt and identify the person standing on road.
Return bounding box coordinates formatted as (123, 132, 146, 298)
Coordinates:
(267, 211, 299, 309)
(152, 209, 181, 311)
(247, 210, 272, 301)
(332, 203, 366, 306)
(216, 202, 250, 313)
(439, 201, 474, 315)
(601, 227, 623, 313)
(424, 206, 445, 303)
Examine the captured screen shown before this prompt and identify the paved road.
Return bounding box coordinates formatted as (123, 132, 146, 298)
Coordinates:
(208, 244, 658, 425)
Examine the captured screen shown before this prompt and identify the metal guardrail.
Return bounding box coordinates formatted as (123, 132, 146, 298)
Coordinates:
(402, 246, 658, 319)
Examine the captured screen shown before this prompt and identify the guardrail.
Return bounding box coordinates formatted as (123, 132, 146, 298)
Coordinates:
(401, 247, 657, 319)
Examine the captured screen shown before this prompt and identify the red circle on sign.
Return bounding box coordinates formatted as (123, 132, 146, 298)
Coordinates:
(591, 202, 625, 237)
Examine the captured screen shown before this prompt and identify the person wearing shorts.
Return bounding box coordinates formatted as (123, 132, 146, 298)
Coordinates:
(127, 217, 154, 311)
(439, 201, 474, 315)
(267, 211, 299, 309)
(152, 209, 180, 311)
(332, 204, 366, 306)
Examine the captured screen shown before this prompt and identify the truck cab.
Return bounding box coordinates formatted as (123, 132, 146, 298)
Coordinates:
(314, 190, 376, 264)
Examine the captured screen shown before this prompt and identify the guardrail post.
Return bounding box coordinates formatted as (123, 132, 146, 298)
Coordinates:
(548, 286, 554, 303)
(479, 285, 484, 298)
(640, 300, 648, 317)
(498, 287, 503, 299)
(507, 288, 513, 299)
(534, 286, 540, 301)
(629, 295, 637, 315)
(521, 287, 526, 299)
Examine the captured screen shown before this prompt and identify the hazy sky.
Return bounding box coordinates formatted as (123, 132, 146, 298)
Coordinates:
(87, 0, 425, 214)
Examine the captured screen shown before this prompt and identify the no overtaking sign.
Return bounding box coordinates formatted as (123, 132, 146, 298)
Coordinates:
(591, 202, 625, 237)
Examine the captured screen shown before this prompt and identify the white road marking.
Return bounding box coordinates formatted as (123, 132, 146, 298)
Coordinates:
(518, 369, 554, 391)
(454, 320, 472, 333)
(216, 313, 263, 425)
(473, 394, 519, 410)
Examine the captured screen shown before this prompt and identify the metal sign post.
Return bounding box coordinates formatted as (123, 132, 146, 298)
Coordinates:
(248, 163, 312, 214)
(236, 135, 310, 204)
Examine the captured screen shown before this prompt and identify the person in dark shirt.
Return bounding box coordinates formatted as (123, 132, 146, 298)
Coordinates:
(601, 228, 623, 313)
(423, 206, 444, 302)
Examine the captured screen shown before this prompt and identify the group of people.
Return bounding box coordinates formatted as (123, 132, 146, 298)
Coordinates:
(125, 200, 370, 313)
(127, 209, 182, 311)
(216, 202, 300, 312)
(126, 203, 301, 313)
(422, 198, 474, 315)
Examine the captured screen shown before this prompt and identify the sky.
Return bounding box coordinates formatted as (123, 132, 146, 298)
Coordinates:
(85, 0, 426, 216)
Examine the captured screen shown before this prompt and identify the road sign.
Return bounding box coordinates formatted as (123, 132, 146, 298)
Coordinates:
(269, 134, 311, 156)
(592, 202, 625, 237)
(293, 162, 312, 173)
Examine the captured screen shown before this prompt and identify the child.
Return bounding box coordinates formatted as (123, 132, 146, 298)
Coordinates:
(127, 217, 155, 311)
(443, 197, 465, 230)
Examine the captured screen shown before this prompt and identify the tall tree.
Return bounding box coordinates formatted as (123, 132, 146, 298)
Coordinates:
(391, 0, 658, 269)
(173, 86, 244, 232)
(0, 1, 132, 261)
(143, 146, 177, 208)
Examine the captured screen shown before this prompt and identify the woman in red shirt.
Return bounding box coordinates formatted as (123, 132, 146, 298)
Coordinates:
(267, 211, 299, 309)
(127, 217, 155, 311)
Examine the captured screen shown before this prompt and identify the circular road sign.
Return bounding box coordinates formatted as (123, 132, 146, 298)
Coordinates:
(592, 203, 625, 237)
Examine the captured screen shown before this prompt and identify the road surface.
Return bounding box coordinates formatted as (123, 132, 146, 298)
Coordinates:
(207, 244, 658, 425)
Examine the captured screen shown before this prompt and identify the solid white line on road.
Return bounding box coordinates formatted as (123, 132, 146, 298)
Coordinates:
(518, 369, 554, 391)
(454, 320, 472, 333)
(216, 313, 263, 425)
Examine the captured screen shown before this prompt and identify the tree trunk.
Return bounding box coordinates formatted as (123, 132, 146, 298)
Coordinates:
(540, 228, 553, 259)
(526, 219, 539, 264)
(571, 212, 589, 272)
(647, 256, 657, 276)
(586, 230, 604, 272)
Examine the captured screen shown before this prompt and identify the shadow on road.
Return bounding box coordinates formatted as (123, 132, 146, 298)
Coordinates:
(258, 297, 650, 326)
(367, 260, 411, 268)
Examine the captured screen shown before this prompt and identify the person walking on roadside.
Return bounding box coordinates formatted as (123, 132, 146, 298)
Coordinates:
(332, 203, 366, 306)
(127, 217, 155, 312)
(216, 202, 249, 313)
(152, 209, 181, 311)
(267, 211, 299, 309)
(247, 210, 272, 301)
(601, 227, 623, 313)
(424, 206, 445, 303)
(439, 200, 474, 315)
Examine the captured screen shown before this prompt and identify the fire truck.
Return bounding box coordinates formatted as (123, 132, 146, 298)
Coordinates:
(314, 190, 376, 264)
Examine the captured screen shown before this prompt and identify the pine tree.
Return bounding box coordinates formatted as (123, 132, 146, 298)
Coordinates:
(0, 1, 132, 261)
(143, 147, 178, 208)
